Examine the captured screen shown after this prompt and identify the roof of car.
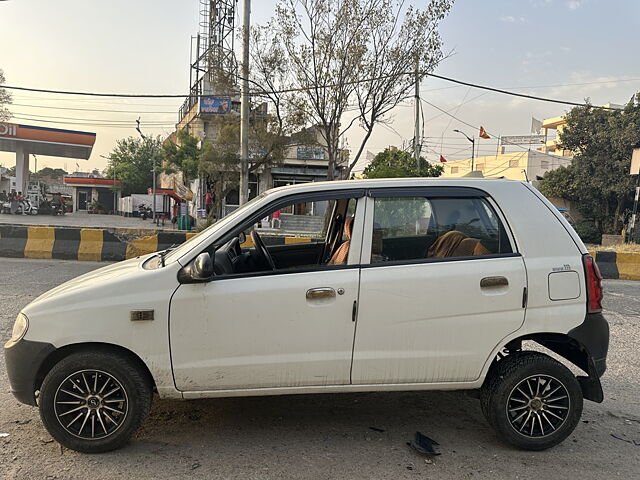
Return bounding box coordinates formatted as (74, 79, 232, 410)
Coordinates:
(266, 177, 522, 196)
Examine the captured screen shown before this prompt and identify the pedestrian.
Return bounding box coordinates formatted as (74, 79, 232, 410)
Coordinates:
(9, 190, 19, 214)
(17, 191, 28, 215)
(204, 190, 214, 217)
(271, 209, 281, 229)
(58, 194, 66, 215)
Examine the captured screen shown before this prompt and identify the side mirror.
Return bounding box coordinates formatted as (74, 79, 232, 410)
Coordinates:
(178, 252, 213, 283)
(192, 252, 214, 280)
(238, 231, 246, 245)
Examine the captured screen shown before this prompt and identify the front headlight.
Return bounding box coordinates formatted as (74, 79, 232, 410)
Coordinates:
(6, 313, 29, 347)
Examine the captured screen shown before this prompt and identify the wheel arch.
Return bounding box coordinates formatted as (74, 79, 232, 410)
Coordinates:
(35, 342, 156, 395)
(483, 331, 604, 403)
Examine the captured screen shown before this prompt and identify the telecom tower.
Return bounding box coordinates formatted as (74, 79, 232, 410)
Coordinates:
(179, 0, 239, 123)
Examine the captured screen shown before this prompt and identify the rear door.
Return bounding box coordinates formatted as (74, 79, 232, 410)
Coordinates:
(352, 187, 527, 385)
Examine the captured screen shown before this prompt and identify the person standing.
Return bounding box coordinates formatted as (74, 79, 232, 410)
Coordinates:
(204, 190, 214, 218)
(9, 190, 19, 215)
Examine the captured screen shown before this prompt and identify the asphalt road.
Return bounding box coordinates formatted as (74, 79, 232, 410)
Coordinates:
(1, 258, 638, 480)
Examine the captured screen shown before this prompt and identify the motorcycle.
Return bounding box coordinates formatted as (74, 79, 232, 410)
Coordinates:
(138, 204, 153, 220)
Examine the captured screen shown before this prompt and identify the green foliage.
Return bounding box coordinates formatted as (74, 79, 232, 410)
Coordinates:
(574, 220, 602, 245)
(539, 94, 640, 235)
(36, 167, 67, 179)
(0, 69, 11, 121)
(362, 148, 444, 179)
(104, 136, 162, 196)
(161, 130, 202, 184)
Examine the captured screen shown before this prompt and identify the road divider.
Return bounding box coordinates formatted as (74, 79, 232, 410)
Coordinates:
(587, 250, 640, 280)
(0, 225, 314, 262)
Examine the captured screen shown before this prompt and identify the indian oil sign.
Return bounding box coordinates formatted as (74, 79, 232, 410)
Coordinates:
(0, 122, 17, 137)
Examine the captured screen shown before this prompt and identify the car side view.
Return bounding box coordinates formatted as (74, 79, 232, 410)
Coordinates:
(4, 178, 609, 453)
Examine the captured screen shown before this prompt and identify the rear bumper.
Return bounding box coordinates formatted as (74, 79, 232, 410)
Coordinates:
(4, 338, 55, 406)
(568, 312, 609, 378)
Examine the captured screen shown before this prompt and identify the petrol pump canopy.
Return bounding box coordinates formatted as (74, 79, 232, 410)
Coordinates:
(0, 122, 96, 158)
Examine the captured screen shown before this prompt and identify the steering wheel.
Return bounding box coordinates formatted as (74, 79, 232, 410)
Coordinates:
(251, 230, 276, 270)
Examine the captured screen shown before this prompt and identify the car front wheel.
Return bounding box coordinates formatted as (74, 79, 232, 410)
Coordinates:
(39, 350, 152, 453)
(481, 351, 583, 450)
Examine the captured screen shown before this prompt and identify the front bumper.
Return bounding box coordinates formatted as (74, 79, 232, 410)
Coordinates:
(4, 338, 55, 406)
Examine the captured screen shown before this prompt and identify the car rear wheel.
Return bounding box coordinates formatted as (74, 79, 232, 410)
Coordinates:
(39, 350, 152, 453)
(481, 351, 583, 450)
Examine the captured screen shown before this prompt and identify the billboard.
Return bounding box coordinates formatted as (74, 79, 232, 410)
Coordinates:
(501, 135, 545, 145)
(199, 96, 231, 114)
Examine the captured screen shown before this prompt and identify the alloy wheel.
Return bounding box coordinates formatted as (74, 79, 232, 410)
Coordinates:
(53, 370, 129, 440)
(506, 374, 570, 438)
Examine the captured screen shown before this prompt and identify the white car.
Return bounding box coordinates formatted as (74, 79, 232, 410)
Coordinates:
(4, 178, 608, 453)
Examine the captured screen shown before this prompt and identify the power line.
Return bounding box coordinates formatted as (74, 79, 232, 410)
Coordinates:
(10, 115, 174, 129)
(2, 71, 630, 109)
(11, 103, 178, 114)
(11, 111, 174, 124)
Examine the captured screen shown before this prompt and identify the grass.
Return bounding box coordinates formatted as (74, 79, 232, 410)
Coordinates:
(585, 243, 640, 253)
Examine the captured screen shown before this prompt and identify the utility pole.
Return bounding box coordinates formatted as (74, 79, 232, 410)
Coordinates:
(239, 0, 251, 205)
(413, 63, 420, 170)
(136, 118, 157, 226)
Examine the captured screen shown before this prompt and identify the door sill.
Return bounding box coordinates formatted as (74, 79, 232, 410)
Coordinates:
(179, 380, 482, 399)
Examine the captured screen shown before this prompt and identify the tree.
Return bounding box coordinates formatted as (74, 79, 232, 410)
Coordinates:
(264, 0, 452, 180)
(160, 130, 202, 185)
(104, 136, 162, 196)
(539, 94, 640, 234)
(362, 147, 443, 179)
(36, 167, 67, 179)
(0, 69, 11, 121)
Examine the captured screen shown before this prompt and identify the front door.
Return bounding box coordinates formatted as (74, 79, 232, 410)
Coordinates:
(169, 193, 366, 392)
(170, 269, 360, 391)
(352, 190, 527, 385)
(78, 191, 88, 210)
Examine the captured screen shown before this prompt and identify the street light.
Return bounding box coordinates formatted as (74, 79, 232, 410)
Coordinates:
(453, 129, 475, 172)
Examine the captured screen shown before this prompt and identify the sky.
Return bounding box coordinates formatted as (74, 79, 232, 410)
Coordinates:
(1, 0, 639, 173)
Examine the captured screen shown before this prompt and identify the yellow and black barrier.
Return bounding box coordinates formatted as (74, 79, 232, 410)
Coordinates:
(587, 250, 640, 281)
(0, 225, 314, 263)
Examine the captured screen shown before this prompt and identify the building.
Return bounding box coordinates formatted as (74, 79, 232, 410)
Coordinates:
(541, 103, 624, 156)
(63, 173, 121, 213)
(439, 150, 572, 181)
(163, 1, 348, 222)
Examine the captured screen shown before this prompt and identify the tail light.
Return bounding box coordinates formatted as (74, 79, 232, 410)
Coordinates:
(583, 254, 603, 313)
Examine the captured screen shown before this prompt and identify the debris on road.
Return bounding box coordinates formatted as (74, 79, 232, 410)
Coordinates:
(610, 433, 640, 446)
(407, 431, 441, 456)
(0, 433, 9, 438)
(369, 426, 385, 433)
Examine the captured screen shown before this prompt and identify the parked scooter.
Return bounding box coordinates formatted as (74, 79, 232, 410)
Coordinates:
(138, 204, 153, 220)
(17, 199, 38, 215)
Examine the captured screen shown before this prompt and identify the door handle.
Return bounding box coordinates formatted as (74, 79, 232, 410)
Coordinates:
(306, 287, 336, 300)
(480, 276, 509, 288)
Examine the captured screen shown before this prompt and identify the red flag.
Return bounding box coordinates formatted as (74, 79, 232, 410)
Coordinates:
(479, 126, 490, 139)
(439, 155, 447, 163)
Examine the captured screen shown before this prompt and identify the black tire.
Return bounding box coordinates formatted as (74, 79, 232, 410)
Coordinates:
(480, 351, 583, 450)
(39, 350, 152, 453)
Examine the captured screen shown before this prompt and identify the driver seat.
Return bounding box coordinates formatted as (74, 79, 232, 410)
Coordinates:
(328, 216, 354, 265)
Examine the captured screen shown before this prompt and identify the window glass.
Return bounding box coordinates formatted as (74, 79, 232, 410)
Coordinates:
(370, 196, 511, 263)
(210, 195, 359, 276)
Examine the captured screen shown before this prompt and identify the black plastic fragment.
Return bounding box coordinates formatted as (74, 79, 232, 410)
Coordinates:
(369, 426, 385, 433)
(407, 431, 441, 455)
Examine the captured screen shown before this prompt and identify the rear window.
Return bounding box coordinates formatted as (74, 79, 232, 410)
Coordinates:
(371, 196, 512, 263)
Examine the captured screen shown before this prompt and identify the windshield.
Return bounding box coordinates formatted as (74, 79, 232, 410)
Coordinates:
(161, 191, 269, 264)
